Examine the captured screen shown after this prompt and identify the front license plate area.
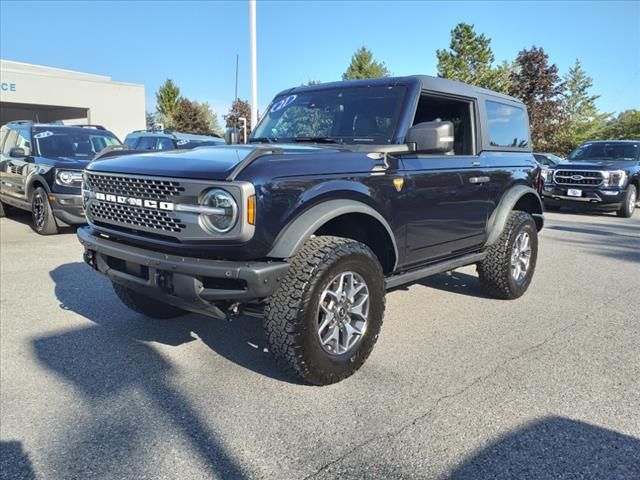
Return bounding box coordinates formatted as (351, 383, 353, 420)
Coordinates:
(567, 189, 582, 197)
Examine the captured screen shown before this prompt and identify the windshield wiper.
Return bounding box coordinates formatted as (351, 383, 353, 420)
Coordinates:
(293, 136, 343, 144)
(248, 136, 276, 144)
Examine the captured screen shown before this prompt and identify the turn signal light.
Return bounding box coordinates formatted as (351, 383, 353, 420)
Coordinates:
(247, 195, 256, 225)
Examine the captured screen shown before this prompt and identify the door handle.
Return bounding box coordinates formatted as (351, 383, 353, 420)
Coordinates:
(469, 176, 490, 184)
(471, 161, 481, 167)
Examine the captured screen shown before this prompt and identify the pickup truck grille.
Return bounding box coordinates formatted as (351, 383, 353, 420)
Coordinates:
(85, 173, 185, 200)
(553, 170, 604, 186)
(89, 202, 186, 233)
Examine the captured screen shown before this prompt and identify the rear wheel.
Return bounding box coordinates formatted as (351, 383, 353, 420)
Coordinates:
(112, 283, 186, 319)
(616, 184, 637, 218)
(477, 211, 538, 300)
(31, 187, 59, 235)
(264, 236, 385, 385)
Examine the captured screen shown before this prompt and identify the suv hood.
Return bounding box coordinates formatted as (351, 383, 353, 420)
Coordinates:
(558, 160, 637, 170)
(85, 144, 373, 180)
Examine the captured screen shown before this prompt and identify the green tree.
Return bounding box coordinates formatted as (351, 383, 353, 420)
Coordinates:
(342, 46, 391, 80)
(597, 110, 640, 140)
(225, 99, 252, 143)
(194, 101, 223, 136)
(171, 98, 211, 134)
(145, 111, 156, 129)
(509, 46, 566, 152)
(155, 79, 181, 128)
(557, 59, 609, 151)
(436, 23, 511, 93)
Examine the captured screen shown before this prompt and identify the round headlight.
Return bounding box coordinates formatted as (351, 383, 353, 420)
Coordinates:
(199, 188, 238, 233)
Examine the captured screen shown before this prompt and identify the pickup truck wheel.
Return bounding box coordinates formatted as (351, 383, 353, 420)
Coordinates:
(112, 283, 186, 319)
(31, 187, 59, 235)
(264, 236, 385, 385)
(477, 211, 538, 300)
(616, 184, 637, 218)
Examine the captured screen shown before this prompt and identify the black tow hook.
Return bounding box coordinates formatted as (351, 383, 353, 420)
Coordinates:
(157, 271, 173, 293)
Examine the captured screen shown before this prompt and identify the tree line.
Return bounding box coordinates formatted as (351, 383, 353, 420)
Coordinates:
(150, 22, 638, 152)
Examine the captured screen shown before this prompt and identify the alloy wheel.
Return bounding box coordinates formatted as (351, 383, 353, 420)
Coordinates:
(510, 231, 532, 283)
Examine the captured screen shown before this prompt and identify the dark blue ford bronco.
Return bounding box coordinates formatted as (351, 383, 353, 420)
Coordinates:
(78, 76, 544, 385)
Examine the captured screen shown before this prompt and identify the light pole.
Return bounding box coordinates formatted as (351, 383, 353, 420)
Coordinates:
(249, 0, 258, 130)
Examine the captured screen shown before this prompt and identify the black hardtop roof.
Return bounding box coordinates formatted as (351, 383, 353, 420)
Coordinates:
(275, 75, 523, 106)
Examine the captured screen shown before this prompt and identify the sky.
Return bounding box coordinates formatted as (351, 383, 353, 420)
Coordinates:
(1, 0, 639, 120)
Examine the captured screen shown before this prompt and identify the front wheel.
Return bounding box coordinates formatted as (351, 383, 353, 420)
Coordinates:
(264, 236, 385, 385)
(31, 187, 59, 235)
(617, 184, 637, 218)
(477, 211, 538, 300)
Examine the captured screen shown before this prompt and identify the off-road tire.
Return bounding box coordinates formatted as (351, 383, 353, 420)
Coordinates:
(477, 211, 538, 300)
(264, 236, 385, 385)
(616, 184, 637, 218)
(112, 283, 186, 319)
(31, 187, 59, 235)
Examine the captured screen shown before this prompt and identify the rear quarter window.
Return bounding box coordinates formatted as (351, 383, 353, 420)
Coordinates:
(486, 100, 529, 149)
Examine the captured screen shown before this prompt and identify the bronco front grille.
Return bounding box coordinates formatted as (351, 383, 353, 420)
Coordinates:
(85, 173, 185, 200)
(553, 170, 604, 186)
(89, 201, 186, 233)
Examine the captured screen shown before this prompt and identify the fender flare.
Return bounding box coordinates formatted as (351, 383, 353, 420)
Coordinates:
(486, 185, 544, 246)
(267, 199, 399, 269)
(26, 174, 52, 200)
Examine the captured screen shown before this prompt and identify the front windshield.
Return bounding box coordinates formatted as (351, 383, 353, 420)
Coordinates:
(251, 85, 407, 144)
(568, 142, 639, 161)
(34, 128, 121, 159)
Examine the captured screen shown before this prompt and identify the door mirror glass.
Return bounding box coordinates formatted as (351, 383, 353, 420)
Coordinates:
(225, 128, 239, 145)
(407, 121, 454, 154)
(9, 147, 29, 158)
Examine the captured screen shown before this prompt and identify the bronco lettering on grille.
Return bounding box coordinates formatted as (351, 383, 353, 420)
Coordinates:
(95, 192, 175, 211)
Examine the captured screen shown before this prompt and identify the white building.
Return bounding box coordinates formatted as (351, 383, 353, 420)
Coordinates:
(0, 60, 145, 141)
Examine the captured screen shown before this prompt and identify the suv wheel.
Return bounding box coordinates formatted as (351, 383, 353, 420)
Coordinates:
(112, 283, 186, 319)
(477, 211, 538, 300)
(31, 187, 59, 235)
(617, 184, 637, 218)
(265, 236, 385, 385)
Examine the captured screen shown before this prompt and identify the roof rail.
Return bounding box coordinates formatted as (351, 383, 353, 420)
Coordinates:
(72, 124, 106, 130)
(7, 120, 35, 125)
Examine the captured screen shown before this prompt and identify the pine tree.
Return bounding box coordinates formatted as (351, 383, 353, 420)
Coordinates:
(342, 46, 391, 80)
(509, 47, 566, 151)
(155, 79, 181, 128)
(436, 23, 511, 93)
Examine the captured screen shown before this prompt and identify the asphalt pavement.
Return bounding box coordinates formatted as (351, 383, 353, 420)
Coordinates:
(1, 209, 639, 480)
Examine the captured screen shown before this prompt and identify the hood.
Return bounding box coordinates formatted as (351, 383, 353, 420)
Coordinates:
(556, 159, 637, 170)
(47, 156, 93, 168)
(85, 144, 372, 180)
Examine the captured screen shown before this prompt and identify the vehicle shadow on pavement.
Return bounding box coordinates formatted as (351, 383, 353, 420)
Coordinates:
(2, 211, 77, 235)
(547, 225, 640, 264)
(47, 261, 300, 384)
(0, 441, 37, 480)
(32, 326, 250, 479)
(448, 416, 640, 479)
(415, 271, 492, 299)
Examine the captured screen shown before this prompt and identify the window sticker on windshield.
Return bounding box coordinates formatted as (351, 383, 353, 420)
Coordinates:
(34, 131, 54, 139)
(176, 139, 189, 145)
(270, 95, 297, 113)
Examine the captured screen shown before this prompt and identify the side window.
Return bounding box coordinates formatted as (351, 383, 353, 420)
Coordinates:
(2, 129, 18, 154)
(486, 101, 529, 148)
(157, 138, 175, 150)
(16, 127, 32, 151)
(0, 127, 8, 151)
(136, 136, 158, 150)
(124, 136, 139, 148)
(412, 94, 474, 155)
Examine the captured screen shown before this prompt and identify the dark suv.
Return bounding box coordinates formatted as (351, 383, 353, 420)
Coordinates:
(78, 76, 544, 385)
(0, 121, 121, 234)
(123, 129, 224, 151)
(542, 140, 639, 217)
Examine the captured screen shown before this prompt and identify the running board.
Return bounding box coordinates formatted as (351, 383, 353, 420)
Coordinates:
(385, 252, 486, 290)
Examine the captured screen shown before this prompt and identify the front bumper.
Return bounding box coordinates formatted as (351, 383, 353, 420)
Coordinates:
(77, 226, 289, 319)
(541, 185, 625, 210)
(50, 193, 86, 225)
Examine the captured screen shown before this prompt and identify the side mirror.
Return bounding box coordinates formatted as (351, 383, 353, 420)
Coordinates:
(9, 147, 30, 158)
(225, 128, 239, 145)
(406, 121, 454, 154)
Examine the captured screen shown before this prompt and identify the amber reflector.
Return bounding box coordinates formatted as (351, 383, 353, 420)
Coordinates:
(247, 195, 256, 225)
